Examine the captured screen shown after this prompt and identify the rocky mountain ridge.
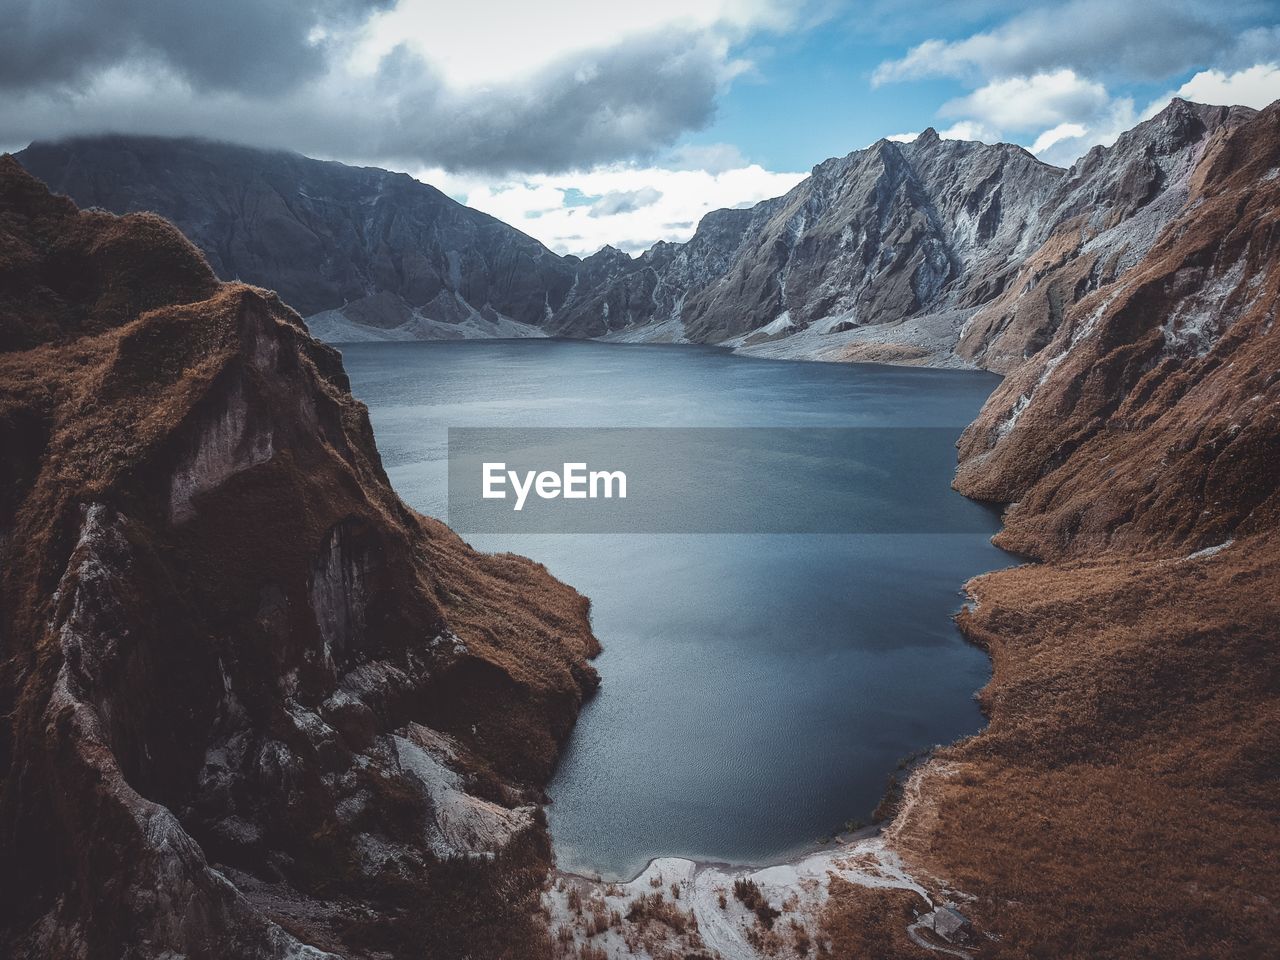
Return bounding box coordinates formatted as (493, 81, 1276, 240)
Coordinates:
(16, 100, 1262, 371)
(15, 136, 579, 344)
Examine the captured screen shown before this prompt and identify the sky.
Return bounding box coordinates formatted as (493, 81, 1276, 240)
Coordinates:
(1, 0, 1277, 256)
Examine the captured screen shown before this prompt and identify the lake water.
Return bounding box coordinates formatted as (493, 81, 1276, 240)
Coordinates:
(341, 339, 1008, 881)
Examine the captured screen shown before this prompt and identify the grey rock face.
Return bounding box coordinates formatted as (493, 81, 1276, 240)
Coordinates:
(17, 135, 578, 333)
(569, 101, 1252, 364)
(956, 98, 1258, 371)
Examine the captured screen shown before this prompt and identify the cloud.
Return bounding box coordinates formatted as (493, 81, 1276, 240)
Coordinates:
(0, 0, 798, 175)
(940, 70, 1110, 132)
(663, 142, 751, 173)
(937, 120, 1002, 144)
(872, 0, 1235, 86)
(1026, 60, 1280, 169)
(589, 188, 664, 218)
(1027, 99, 1139, 167)
(354, 0, 792, 88)
(874, 0, 1278, 171)
(0, 0, 389, 94)
(1171, 63, 1280, 109)
(1029, 122, 1088, 154)
(424, 161, 805, 256)
(0, 30, 738, 174)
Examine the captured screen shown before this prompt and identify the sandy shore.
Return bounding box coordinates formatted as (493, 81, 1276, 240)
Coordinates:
(544, 763, 979, 959)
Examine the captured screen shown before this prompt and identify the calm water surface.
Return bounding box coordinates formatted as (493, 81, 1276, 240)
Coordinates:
(341, 339, 1009, 880)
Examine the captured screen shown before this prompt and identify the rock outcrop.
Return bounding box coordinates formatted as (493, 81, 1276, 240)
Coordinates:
(0, 156, 599, 959)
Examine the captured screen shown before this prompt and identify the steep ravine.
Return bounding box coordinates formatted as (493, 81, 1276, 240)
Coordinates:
(0, 157, 599, 959)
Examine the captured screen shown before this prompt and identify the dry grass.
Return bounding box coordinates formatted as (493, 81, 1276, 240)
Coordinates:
(901, 539, 1280, 958)
(817, 878, 930, 959)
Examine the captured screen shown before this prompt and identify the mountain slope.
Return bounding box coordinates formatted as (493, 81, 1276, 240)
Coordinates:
(955, 100, 1279, 558)
(906, 99, 1280, 958)
(0, 156, 599, 959)
(956, 99, 1257, 371)
(17, 135, 578, 341)
(550, 100, 1253, 369)
(546, 132, 1063, 357)
(15, 102, 1259, 370)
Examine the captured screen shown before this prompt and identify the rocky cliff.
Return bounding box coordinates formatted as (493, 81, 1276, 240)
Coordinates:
(955, 99, 1258, 372)
(0, 157, 600, 960)
(16, 101, 1262, 370)
(955, 99, 1279, 558)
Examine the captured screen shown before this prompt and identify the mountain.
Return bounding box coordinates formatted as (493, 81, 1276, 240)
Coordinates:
(15, 135, 579, 342)
(926, 97, 1280, 957)
(955, 99, 1278, 556)
(551, 130, 1063, 357)
(956, 99, 1257, 371)
(14, 101, 1258, 369)
(0, 157, 599, 959)
(561, 99, 1253, 369)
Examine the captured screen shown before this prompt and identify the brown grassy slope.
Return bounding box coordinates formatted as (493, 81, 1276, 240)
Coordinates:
(955, 102, 1280, 561)
(920, 540, 1279, 958)
(0, 156, 598, 959)
(827, 105, 1280, 957)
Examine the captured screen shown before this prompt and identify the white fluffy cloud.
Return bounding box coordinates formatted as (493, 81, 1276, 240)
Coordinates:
(1029, 122, 1088, 155)
(941, 70, 1110, 132)
(874, 0, 1279, 170)
(937, 121, 1002, 144)
(1025, 100, 1139, 166)
(421, 161, 805, 256)
(353, 0, 789, 88)
(1027, 62, 1280, 167)
(1171, 63, 1280, 109)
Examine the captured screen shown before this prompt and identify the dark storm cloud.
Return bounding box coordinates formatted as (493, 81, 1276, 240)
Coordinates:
(0, 1, 728, 175)
(0, 0, 390, 93)
(381, 34, 723, 173)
